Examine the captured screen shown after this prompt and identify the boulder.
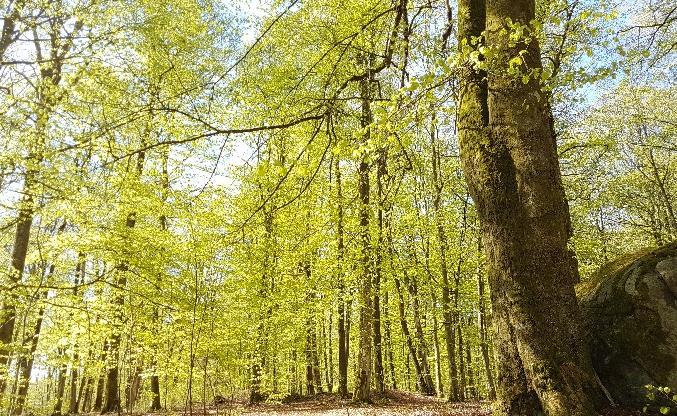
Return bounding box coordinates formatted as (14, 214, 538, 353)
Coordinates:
(578, 242, 677, 408)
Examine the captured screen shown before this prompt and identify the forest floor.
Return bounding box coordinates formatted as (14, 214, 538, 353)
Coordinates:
(163, 391, 643, 416)
(206, 391, 491, 416)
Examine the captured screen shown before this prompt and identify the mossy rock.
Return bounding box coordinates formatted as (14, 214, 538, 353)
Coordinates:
(578, 242, 677, 408)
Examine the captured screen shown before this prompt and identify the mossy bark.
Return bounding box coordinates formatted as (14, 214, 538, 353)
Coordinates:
(457, 0, 608, 414)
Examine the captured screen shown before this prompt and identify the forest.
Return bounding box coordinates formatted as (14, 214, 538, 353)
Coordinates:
(0, 0, 675, 415)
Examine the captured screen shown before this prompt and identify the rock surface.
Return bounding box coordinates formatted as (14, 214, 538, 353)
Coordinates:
(578, 242, 677, 408)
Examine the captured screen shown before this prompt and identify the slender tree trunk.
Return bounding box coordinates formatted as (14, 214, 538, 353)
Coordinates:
(1, 26, 76, 397)
(476, 240, 496, 400)
(250, 208, 274, 404)
(457, 321, 466, 400)
(12, 257, 61, 414)
(457, 0, 608, 413)
(0, 177, 34, 396)
(75, 365, 87, 413)
(393, 274, 426, 394)
(430, 116, 459, 401)
(407, 276, 435, 395)
(150, 150, 169, 412)
(82, 374, 94, 413)
(335, 158, 349, 398)
(102, 149, 145, 414)
(93, 345, 106, 411)
(68, 255, 85, 414)
(305, 266, 316, 396)
(53, 351, 68, 416)
(326, 311, 334, 393)
(465, 328, 475, 399)
(12, 293, 47, 415)
(311, 324, 322, 393)
(372, 150, 387, 393)
(352, 73, 374, 403)
(647, 147, 677, 235)
(431, 291, 444, 396)
(382, 290, 397, 391)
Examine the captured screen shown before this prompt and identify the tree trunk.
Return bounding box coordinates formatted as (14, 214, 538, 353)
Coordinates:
(352, 74, 374, 403)
(102, 150, 145, 413)
(383, 290, 397, 390)
(53, 352, 68, 416)
(393, 274, 426, 394)
(407, 276, 435, 395)
(465, 327, 476, 399)
(335, 158, 349, 398)
(68, 255, 85, 414)
(12, 294, 47, 415)
(430, 116, 460, 401)
(0, 177, 34, 396)
(457, 319, 466, 400)
(150, 150, 169, 412)
(477, 256, 496, 400)
(373, 150, 387, 393)
(93, 345, 106, 411)
(431, 290, 444, 396)
(457, 0, 609, 413)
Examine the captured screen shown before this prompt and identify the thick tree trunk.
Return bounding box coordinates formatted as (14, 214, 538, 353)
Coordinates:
(150, 374, 162, 411)
(457, 0, 608, 414)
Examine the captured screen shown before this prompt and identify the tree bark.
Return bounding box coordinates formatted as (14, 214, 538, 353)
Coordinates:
(0, 175, 35, 396)
(102, 149, 145, 413)
(93, 344, 107, 412)
(407, 275, 435, 395)
(430, 116, 460, 401)
(383, 290, 397, 390)
(335, 157, 349, 398)
(373, 150, 387, 393)
(477, 251, 496, 400)
(393, 275, 425, 393)
(352, 73, 374, 403)
(12, 292, 47, 415)
(53, 351, 68, 416)
(430, 290, 444, 396)
(457, 0, 609, 413)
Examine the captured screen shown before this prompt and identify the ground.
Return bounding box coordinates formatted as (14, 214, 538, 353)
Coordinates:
(157, 391, 644, 416)
(211, 391, 491, 416)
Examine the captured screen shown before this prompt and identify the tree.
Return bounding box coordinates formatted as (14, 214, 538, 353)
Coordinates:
(457, 0, 608, 413)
